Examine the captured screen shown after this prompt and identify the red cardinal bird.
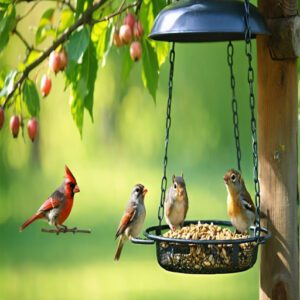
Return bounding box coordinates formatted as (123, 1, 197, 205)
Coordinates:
(20, 165, 80, 232)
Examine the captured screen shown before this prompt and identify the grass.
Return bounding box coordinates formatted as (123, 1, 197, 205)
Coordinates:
(0, 247, 260, 300)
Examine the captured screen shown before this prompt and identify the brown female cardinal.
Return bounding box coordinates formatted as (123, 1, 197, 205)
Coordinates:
(114, 184, 148, 261)
(164, 174, 189, 231)
(20, 165, 80, 232)
(224, 169, 256, 233)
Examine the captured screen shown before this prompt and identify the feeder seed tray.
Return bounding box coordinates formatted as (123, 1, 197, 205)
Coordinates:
(138, 220, 270, 274)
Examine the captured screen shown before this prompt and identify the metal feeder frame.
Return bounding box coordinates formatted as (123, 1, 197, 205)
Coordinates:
(131, 0, 271, 274)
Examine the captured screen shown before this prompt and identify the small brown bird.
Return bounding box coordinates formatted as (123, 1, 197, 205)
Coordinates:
(114, 184, 148, 261)
(164, 174, 189, 231)
(224, 169, 256, 233)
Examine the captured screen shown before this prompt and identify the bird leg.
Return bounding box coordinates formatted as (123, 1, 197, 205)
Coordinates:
(60, 224, 68, 232)
(59, 225, 78, 234)
(55, 224, 68, 234)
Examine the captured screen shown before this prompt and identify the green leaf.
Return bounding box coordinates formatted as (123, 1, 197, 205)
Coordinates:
(58, 9, 74, 35)
(0, 4, 16, 53)
(64, 26, 90, 89)
(101, 22, 113, 67)
(64, 59, 79, 88)
(141, 39, 159, 102)
(121, 48, 133, 86)
(75, 0, 93, 19)
(35, 8, 55, 45)
(153, 41, 169, 67)
(91, 21, 108, 61)
(75, 0, 85, 19)
(70, 78, 87, 136)
(139, 1, 154, 36)
(22, 79, 40, 117)
(81, 41, 98, 121)
(65, 26, 90, 63)
(0, 70, 17, 98)
(25, 50, 42, 67)
(152, 0, 168, 17)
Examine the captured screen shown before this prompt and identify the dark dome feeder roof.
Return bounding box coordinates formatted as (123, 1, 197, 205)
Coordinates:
(149, 0, 270, 43)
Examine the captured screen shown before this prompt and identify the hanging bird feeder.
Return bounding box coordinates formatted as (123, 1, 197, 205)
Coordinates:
(132, 0, 271, 274)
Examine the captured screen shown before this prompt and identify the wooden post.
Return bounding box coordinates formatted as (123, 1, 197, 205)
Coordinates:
(257, 0, 299, 299)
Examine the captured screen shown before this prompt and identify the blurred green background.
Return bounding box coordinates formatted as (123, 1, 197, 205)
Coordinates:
(0, 3, 299, 300)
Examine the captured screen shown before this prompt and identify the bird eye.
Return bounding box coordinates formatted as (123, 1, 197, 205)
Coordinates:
(173, 183, 177, 189)
(230, 174, 236, 182)
(135, 188, 140, 194)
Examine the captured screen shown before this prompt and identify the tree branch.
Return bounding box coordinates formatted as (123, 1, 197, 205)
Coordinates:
(13, 28, 32, 50)
(2, 0, 141, 109)
(64, 0, 76, 12)
(17, 1, 39, 22)
(41, 227, 92, 234)
(13, 28, 42, 53)
(3, 0, 106, 109)
(92, 1, 138, 24)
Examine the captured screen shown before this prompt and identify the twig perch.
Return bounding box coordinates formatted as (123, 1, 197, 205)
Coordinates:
(41, 227, 92, 234)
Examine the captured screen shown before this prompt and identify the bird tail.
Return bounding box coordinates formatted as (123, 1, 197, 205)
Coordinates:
(114, 236, 126, 261)
(19, 213, 43, 231)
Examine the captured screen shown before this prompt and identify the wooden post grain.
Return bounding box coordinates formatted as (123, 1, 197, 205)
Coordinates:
(257, 0, 299, 299)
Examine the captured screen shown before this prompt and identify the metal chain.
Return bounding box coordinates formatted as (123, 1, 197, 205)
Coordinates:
(227, 41, 242, 172)
(244, 0, 261, 233)
(158, 42, 175, 226)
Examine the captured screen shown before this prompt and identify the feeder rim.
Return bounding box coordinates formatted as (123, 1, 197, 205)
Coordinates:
(131, 220, 270, 245)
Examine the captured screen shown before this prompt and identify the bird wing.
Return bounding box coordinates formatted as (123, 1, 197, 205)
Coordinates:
(164, 200, 173, 217)
(241, 190, 256, 213)
(115, 203, 137, 239)
(164, 188, 174, 217)
(38, 197, 61, 213)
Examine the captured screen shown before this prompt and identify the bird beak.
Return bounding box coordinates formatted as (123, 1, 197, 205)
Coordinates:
(223, 176, 228, 184)
(142, 188, 148, 196)
(73, 185, 80, 193)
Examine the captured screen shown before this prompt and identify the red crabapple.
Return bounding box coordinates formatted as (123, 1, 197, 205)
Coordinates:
(49, 51, 61, 74)
(59, 50, 68, 70)
(0, 107, 4, 130)
(124, 13, 135, 31)
(27, 118, 38, 142)
(119, 24, 132, 45)
(10, 115, 20, 138)
(130, 41, 142, 62)
(113, 29, 123, 47)
(40, 75, 52, 97)
(133, 21, 144, 39)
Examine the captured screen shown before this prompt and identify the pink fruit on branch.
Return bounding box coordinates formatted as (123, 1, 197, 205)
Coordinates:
(130, 41, 142, 62)
(59, 50, 68, 70)
(27, 118, 38, 142)
(124, 13, 135, 31)
(40, 75, 52, 97)
(113, 29, 123, 47)
(133, 21, 144, 39)
(10, 115, 20, 138)
(0, 107, 4, 130)
(49, 51, 61, 74)
(119, 24, 132, 45)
